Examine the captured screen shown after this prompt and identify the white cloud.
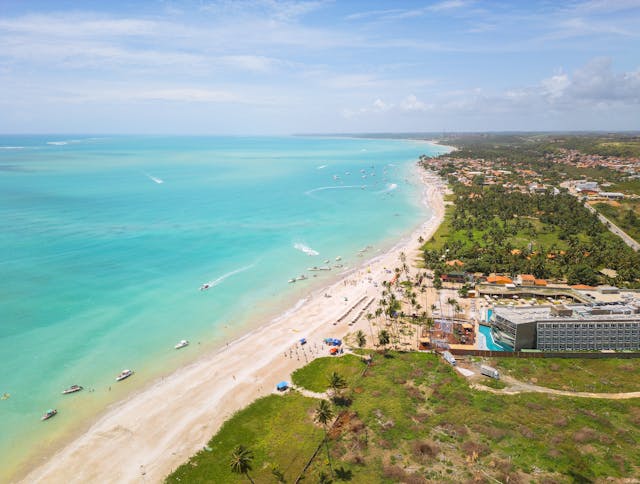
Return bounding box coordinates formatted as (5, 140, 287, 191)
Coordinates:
(541, 73, 570, 99)
(400, 94, 429, 112)
(428, 0, 474, 12)
(341, 59, 640, 123)
(199, 0, 328, 21)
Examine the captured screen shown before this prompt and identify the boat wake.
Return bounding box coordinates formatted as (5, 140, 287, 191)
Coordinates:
(201, 264, 254, 290)
(316, 164, 328, 169)
(377, 183, 398, 194)
(294, 243, 319, 256)
(145, 173, 164, 184)
(305, 185, 361, 195)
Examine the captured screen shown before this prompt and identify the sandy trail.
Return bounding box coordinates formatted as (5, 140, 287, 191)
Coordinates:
(472, 375, 640, 400)
(21, 169, 445, 484)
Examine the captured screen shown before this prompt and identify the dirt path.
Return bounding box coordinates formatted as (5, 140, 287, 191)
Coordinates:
(472, 375, 640, 400)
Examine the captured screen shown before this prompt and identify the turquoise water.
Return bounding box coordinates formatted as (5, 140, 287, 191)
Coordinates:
(478, 324, 511, 351)
(0, 135, 447, 473)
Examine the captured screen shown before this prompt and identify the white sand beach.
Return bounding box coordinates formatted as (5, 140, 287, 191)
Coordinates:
(21, 168, 445, 484)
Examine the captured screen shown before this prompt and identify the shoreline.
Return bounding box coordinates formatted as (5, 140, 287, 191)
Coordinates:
(18, 165, 446, 484)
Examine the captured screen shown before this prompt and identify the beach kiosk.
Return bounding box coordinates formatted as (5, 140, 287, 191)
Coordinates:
(276, 381, 288, 392)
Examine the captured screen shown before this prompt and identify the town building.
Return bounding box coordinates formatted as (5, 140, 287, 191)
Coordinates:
(491, 303, 640, 351)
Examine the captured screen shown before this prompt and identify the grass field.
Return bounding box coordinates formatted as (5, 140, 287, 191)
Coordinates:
(167, 353, 640, 483)
(166, 392, 323, 483)
(493, 357, 640, 393)
(291, 353, 366, 392)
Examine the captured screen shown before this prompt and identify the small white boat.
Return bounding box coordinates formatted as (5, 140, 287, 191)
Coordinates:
(41, 409, 57, 421)
(62, 385, 83, 395)
(200, 283, 211, 291)
(335, 256, 342, 261)
(175, 340, 189, 350)
(288, 278, 296, 283)
(116, 369, 134, 382)
(324, 259, 330, 264)
(296, 274, 307, 281)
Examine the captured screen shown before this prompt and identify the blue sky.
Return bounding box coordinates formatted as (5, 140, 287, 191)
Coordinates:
(1, 0, 639, 134)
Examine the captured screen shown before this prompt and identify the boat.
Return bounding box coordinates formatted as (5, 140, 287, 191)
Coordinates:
(174, 339, 189, 349)
(308, 266, 331, 271)
(296, 274, 307, 281)
(324, 259, 330, 264)
(335, 256, 342, 261)
(200, 283, 211, 291)
(116, 369, 134, 382)
(61, 385, 83, 395)
(288, 278, 296, 283)
(41, 409, 57, 421)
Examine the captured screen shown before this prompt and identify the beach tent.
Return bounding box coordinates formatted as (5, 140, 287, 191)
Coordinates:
(299, 338, 307, 345)
(330, 347, 338, 355)
(276, 381, 288, 391)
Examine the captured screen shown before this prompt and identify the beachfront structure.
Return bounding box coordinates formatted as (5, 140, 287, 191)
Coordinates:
(599, 192, 625, 200)
(491, 304, 640, 351)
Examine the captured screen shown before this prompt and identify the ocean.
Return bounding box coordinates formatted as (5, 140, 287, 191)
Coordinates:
(0, 135, 447, 475)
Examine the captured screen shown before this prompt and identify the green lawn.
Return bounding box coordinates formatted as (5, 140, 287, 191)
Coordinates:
(166, 392, 323, 483)
(291, 353, 366, 392)
(421, 205, 454, 251)
(494, 358, 640, 393)
(168, 353, 640, 483)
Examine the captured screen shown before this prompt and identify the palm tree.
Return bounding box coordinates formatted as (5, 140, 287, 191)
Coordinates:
(314, 400, 335, 476)
(378, 329, 390, 351)
(328, 372, 347, 400)
(230, 445, 255, 483)
(355, 330, 366, 348)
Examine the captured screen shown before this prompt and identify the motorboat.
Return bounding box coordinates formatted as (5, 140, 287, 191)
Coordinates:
(42, 409, 57, 421)
(116, 369, 134, 382)
(296, 275, 307, 281)
(335, 256, 342, 261)
(324, 259, 330, 264)
(200, 283, 211, 291)
(288, 278, 296, 283)
(62, 385, 83, 395)
(175, 339, 189, 349)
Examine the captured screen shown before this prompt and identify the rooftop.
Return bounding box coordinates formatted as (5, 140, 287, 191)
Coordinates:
(493, 303, 640, 325)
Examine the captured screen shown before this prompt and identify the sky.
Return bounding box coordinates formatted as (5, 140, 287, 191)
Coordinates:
(0, 0, 639, 134)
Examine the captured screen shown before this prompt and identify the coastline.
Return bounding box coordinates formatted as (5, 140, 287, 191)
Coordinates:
(19, 165, 446, 484)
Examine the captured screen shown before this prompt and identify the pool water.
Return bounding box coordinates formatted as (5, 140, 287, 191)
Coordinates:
(478, 324, 512, 351)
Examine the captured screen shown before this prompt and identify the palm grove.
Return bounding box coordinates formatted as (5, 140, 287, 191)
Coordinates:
(422, 182, 640, 288)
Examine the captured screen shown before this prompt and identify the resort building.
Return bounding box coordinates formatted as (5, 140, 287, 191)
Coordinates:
(491, 304, 640, 351)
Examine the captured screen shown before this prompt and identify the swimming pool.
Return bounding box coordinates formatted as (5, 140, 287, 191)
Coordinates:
(478, 324, 512, 351)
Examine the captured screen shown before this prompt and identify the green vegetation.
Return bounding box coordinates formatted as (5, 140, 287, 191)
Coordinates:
(494, 358, 640, 393)
(421, 184, 640, 286)
(166, 392, 323, 483)
(168, 353, 640, 483)
(291, 354, 365, 393)
(594, 200, 640, 243)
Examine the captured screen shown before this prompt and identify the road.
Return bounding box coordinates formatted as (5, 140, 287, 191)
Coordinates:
(583, 202, 640, 251)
